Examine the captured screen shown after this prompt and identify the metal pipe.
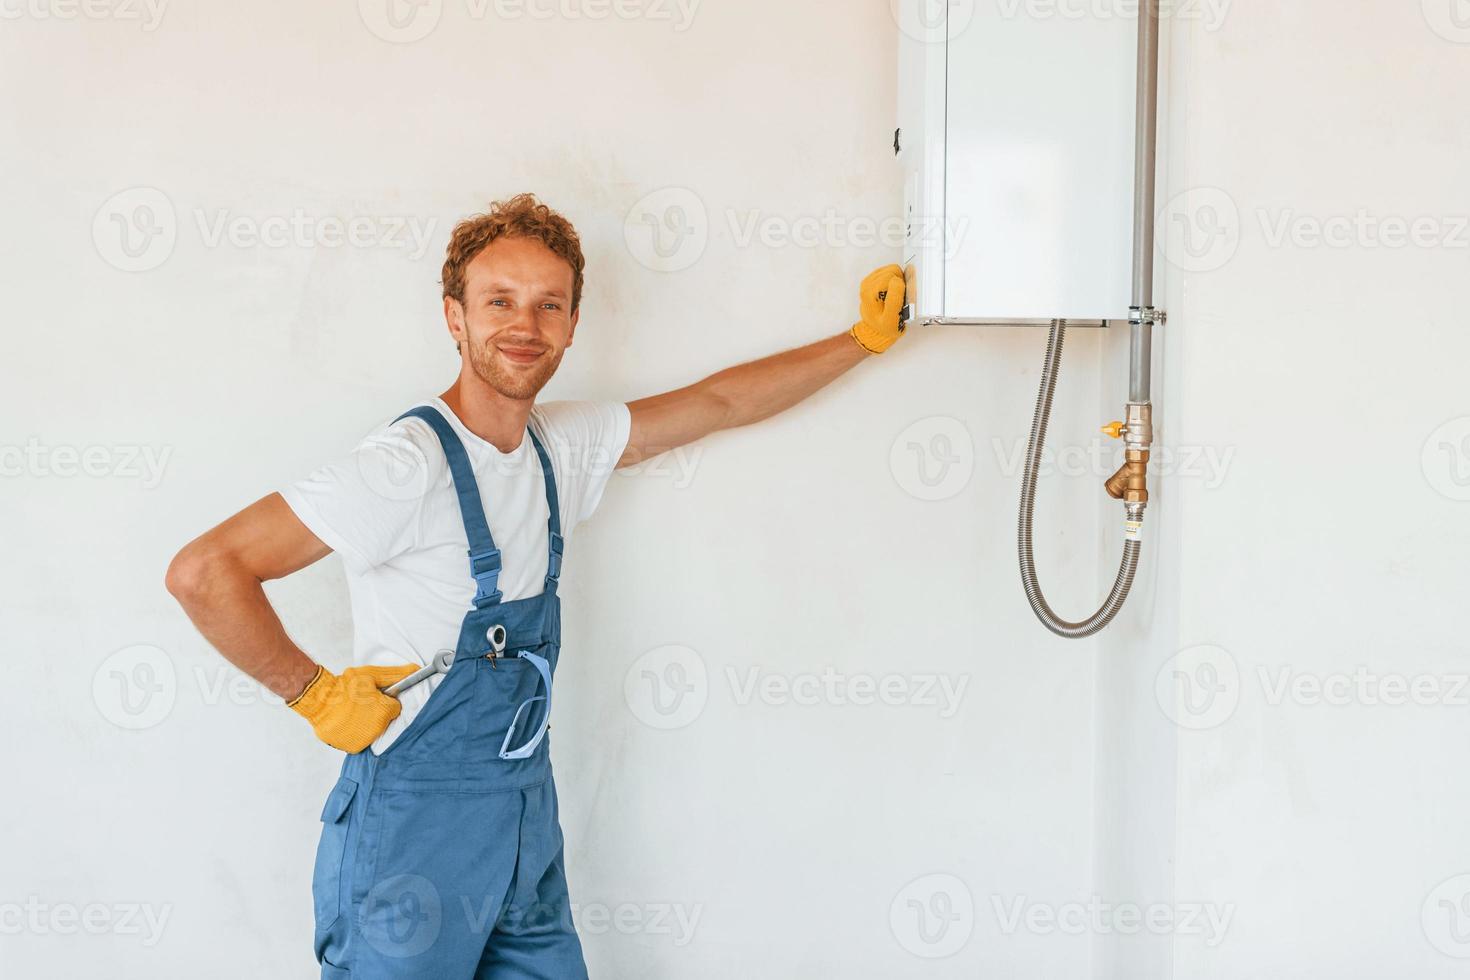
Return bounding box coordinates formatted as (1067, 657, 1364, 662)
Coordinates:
(1129, 0, 1161, 404)
(1016, 1, 1161, 638)
(1018, 320, 1141, 638)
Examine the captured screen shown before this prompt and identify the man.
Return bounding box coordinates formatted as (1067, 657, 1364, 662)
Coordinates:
(165, 193, 907, 979)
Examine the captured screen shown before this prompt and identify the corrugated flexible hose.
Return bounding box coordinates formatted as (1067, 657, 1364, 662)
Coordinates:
(1018, 319, 1140, 638)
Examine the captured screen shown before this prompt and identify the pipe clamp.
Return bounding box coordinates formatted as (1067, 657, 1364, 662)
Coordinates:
(1128, 306, 1166, 326)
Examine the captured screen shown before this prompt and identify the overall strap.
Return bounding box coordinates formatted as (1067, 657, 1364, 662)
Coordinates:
(394, 406, 504, 607)
(527, 427, 564, 594)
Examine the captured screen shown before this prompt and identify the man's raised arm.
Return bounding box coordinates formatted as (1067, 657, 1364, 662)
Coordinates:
(619, 265, 907, 467)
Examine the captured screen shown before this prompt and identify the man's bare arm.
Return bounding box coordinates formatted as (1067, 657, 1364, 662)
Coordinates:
(619, 265, 906, 467)
(620, 331, 870, 467)
(165, 493, 330, 700)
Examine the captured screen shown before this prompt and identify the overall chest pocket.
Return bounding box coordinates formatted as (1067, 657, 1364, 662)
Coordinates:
(311, 777, 359, 932)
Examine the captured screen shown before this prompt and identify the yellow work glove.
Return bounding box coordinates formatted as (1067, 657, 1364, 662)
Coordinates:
(849, 264, 908, 354)
(287, 664, 418, 753)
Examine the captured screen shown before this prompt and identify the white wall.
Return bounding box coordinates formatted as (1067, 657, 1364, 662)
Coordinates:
(13, 3, 1455, 978)
(0, 2, 1107, 977)
(1095, 2, 1470, 978)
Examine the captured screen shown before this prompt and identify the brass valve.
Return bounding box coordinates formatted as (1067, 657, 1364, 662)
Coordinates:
(1105, 449, 1150, 504)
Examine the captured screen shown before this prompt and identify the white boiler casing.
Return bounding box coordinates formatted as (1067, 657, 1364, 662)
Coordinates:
(896, 4, 1141, 326)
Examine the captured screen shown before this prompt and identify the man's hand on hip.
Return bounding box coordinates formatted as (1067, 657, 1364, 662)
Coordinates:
(288, 664, 419, 753)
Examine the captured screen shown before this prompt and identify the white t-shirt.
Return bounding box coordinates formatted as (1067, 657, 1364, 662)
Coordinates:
(281, 397, 631, 753)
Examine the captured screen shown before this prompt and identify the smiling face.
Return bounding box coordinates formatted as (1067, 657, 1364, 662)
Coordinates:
(445, 235, 580, 401)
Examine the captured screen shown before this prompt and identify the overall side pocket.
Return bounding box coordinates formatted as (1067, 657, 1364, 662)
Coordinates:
(312, 776, 359, 933)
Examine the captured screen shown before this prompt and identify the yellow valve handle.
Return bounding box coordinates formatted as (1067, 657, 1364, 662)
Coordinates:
(1101, 421, 1125, 439)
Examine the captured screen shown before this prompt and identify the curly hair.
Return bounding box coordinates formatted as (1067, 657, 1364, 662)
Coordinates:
(441, 193, 585, 312)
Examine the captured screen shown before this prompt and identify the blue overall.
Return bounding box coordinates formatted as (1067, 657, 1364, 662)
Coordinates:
(310, 406, 589, 979)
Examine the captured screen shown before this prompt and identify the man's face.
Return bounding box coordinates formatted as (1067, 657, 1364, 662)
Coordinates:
(447, 235, 579, 401)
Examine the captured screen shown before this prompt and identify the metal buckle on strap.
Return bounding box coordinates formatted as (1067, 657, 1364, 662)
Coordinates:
(547, 532, 564, 583)
(468, 548, 503, 605)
